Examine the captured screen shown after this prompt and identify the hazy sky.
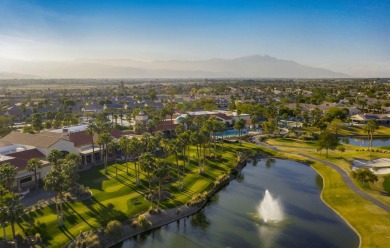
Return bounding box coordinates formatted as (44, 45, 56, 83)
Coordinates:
(1, 0, 390, 76)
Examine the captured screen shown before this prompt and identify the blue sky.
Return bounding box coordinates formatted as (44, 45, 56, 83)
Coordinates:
(0, 0, 389, 76)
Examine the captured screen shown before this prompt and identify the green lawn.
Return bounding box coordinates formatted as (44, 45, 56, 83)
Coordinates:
(383, 175, 390, 194)
(9, 142, 260, 247)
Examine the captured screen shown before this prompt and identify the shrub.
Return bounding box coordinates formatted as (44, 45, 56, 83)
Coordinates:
(230, 168, 238, 176)
(70, 231, 101, 248)
(35, 233, 42, 243)
(132, 213, 152, 229)
(105, 220, 122, 238)
(187, 192, 208, 206)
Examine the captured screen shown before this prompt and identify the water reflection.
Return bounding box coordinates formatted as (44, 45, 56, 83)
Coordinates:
(190, 211, 210, 231)
(265, 158, 276, 168)
(315, 175, 323, 190)
(236, 173, 245, 183)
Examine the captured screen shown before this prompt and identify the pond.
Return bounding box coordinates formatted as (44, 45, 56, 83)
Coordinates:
(341, 137, 390, 147)
(120, 159, 359, 248)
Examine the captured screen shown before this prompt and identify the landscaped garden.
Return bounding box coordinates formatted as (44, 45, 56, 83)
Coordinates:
(11, 142, 261, 247)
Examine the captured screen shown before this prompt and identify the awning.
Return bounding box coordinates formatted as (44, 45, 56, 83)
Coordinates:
(80, 147, 101, 155)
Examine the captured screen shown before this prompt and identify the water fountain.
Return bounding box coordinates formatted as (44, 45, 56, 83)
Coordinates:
(258, 190, 283, 223)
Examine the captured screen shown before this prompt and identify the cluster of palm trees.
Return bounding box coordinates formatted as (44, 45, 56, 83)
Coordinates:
(0, 185, 24, 246)
(0, 163, 24, 246)
(44, 150, 81, 226)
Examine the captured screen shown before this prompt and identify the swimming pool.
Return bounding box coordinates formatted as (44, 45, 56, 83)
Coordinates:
(216, 129, 247, 137)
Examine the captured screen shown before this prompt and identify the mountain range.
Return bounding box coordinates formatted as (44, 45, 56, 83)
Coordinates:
(0, 55, 348, 79)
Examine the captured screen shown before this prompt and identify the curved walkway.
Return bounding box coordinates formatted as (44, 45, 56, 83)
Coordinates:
(254, 138, 390, 213)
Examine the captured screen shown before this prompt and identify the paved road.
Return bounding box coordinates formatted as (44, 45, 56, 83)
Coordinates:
(253, 137, 390, 213)
(21, 188, 55, 208)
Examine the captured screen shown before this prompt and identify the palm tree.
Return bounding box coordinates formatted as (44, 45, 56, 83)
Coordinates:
(190, 131, 203, 174)
(0, 186, 9, 241)
(178, 131, 190, 174)
(86, 123, 97, 165)
(3, 190, 23, 244)
(108, 141, 119, 178)
(167, 139, 182, 187)
(26, 158, 43, 189)
(118, 136, 131, 175)
(138, 153, 156, 194)
(0, 163, 17, 190)
(98, 132, 113, 174)
(44, 165, 72, 226)
(364, 119, 379, 157)
(234, 118, 246, 145)
(153, 160, 170, 210)
(46, 149, 63, 167)
(218, 122, 228, 151)
(130, 137, 142, 185)
(113, 113, 118, 125)
(163, 102, 175, 134)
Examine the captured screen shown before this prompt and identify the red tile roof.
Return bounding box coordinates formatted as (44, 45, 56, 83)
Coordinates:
(2, 148, 46, 171)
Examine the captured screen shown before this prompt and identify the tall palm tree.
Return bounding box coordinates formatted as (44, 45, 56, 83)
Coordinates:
(129, 137, 141, 185)
(26, 158, 43, 189)
(0, 186, 9, 241)
(3, 191, 23, 243)
(97, 132, 113, 174)
(86, 123, 97, 165)
(153, 160, 170, 210)
(138, 153, 156, 194)
(118, 136, 131, 175)
(364, 119, 379, 157)
(178, 131, 190, 174)
(108, 141, 119, 178)
(234, 118, 246, 145)
(0, 163, 17, 190)
(167, 139, 180, 177)
(44, 165, 72, 226)
(190, 131, 203, 174)
(46, 149, 63, 167)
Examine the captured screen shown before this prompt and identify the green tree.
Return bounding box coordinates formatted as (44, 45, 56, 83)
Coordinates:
(32, 113, 43, 131)
(316, 131, 340, 158)
(328, 118, 344, 136)
(352, 168, 378, 185)
(337, 146, 346, 157)
(139, 153, 156, 199)
(44, 165, 72, 226)
(233, 118, 246, 145)
(86, 123, 97, 165)
(2, 190, 24, 243)
(26, 158, 43, 189)
(153, 160, 170, 210)
(46, 149, 64, 167)
(108, 141, 119, 178)
(0, 163, 17, 190)
(97, 132, 113, 174)
(118, 136, 131, 175)
(364, 119, 379, 157)
(129, 137, 141, 185)
(0, 186, 9, 241)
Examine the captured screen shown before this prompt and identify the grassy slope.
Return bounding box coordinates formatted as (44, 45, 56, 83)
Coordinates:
(336, 125, 390, 137)
(267, 138, 390, 204)
(10, 142, 259, 247)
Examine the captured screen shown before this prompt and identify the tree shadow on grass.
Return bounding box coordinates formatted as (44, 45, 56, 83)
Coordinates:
(79, 167, 110, 191)
(59, 225, 75, 241)
(83, 197, 128, 226)
(65, 202, 93, 227)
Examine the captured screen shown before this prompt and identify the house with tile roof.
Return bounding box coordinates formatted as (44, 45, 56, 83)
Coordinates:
(0, 145, 49, 192)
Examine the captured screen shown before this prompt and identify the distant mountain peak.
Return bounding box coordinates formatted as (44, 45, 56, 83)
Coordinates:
(0, 55, 349, 79)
